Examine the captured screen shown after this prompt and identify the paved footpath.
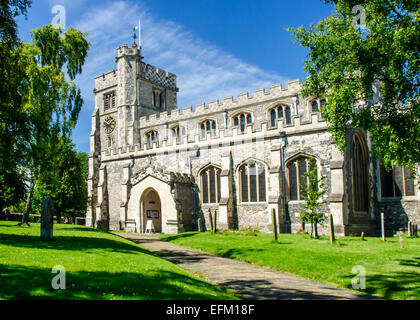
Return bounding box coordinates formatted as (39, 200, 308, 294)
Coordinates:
(115, 233, 377, 300)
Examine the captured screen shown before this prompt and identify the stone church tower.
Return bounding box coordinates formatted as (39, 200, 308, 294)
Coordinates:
(86, 43, 419, 235)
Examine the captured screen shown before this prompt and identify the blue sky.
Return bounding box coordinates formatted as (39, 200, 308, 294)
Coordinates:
(16, 0, 334, 154)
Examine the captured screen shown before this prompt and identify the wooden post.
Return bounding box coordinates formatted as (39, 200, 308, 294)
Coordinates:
(329, 213, 335, 244)
(415, 225, 418, 238)
(271, 208, 278, 241)
(399, 236, 403, 249)
(213, 210, 217, 233)
(408, 221, 412, 237)
(209, 209, 213, 234)
(381, 212, 386, 241)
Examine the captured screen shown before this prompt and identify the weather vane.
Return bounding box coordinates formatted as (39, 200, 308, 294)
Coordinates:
(133, 19, 141, 47)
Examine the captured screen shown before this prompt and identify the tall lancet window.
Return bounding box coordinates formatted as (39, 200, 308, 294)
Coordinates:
(352, 132, 369, 212)
(200, 166, 221, 204)
(239, 161, 266, 203)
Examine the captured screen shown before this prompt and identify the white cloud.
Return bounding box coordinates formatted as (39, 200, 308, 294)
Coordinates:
(71, 0, 289, 152)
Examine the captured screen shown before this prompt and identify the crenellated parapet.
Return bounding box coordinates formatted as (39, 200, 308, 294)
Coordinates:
(137, 79, 302, 128)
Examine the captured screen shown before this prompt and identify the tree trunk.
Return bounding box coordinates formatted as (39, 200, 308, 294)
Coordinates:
(310, 222, 314, 238)
(21, 183, 35, 225)
(301, 220, 305, 232)
(314, 222, 319, 238)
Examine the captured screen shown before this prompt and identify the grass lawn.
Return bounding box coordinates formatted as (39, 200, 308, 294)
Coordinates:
(161, 231, 420, 300)
(0, 221, 237, 300)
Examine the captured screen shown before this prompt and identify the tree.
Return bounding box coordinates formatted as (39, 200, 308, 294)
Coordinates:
(290, 0, 419, 176)
(0, 1, 32, 213)
(32, 136, 88, 223)
(298, 158, 327, 238)
(19, 25, 90, 224)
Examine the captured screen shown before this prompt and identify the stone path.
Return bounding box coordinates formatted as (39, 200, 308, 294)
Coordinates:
(115, 233, 377, 300)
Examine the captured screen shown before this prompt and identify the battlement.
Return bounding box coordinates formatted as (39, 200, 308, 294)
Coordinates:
(137, 79, 302, 127)
(117, 43, 142, 59)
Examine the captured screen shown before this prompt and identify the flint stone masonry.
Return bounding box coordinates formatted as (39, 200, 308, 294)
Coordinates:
(86, 43, 420, 235)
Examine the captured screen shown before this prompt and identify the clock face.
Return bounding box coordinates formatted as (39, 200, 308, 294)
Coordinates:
(103, 116, 116, 134)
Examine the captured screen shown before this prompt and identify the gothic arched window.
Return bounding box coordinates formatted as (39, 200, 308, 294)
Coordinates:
(287, 156, 316, 201)
(200, 119, 217, 139)
(145, 130, 159, 148)
(171, 125, 186, 141)
(380, 164, 415, 197)
(285, 106, 292, 124)
(312, 100, 319, 112)
(352, 132, 369, 212)
(200, 166, 221, 204)
(239, 161, 266, 203)
(269, 105, 284, 127)
(232, 112, 252, 133)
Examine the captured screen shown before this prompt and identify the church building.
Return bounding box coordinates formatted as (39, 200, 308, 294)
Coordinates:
(86, 43, 419, 235)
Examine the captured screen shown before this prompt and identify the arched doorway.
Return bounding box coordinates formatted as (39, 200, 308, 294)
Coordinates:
(140, 188, 162, 233)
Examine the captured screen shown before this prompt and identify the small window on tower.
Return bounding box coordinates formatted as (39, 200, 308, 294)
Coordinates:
(104, 92, 116, 110)
(153, 89, 164, 109)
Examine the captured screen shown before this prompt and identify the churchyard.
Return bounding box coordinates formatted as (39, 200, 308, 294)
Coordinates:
(161, 230, 420, 300)
(0, 221, 237, 300)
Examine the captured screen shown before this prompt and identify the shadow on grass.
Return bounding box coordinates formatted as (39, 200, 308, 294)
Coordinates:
(0, 264, 234, 300)
(0, 232, 156, 256)
(160, 232, 200, 242)
(397, 257, 420, 268)
(216, 248, 264, 258)
(343, 269, 420, 299)
(218, 278, 374, 300)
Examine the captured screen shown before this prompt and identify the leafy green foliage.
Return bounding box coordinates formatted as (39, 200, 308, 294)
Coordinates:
(298, 158, 327, 238)
(0, 1, 32, 211)
(17, 25, 90, 222)
(31, 137, 88, 222)
(290, 0, 419, 174)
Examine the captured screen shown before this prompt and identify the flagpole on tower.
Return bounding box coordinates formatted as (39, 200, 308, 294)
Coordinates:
(138, 19, 141, 47)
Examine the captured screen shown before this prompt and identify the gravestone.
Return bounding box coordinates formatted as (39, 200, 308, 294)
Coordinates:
(41, 196, 54, 241)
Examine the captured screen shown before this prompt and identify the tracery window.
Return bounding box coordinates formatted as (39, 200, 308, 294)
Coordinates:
(239, 161, 266, 203)
(380, 164, 415, 197)
(352, 132, 369, 212)
(200, 119, 217, 139)
(145, 130, 159, 148)
(312, 100, 319, 112)
(200, 166, 221, 204)
(270, 105, 284, 127)
(287, 156, 316, 201)
(232, 112, 252, 133)
(171, 125, 186, 141)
